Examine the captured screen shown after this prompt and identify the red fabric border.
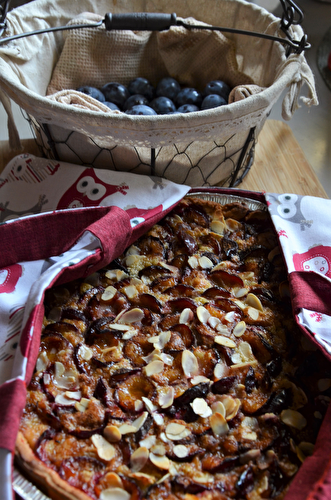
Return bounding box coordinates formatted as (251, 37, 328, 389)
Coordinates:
(289, 271, 331, 318)
(0, 379, 26, 451)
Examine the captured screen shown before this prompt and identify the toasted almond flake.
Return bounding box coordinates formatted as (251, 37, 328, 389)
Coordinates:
(230, 360, 258, 369)
(36, 351, 49, 372)
(246, 293, 264, 312)
(179, 308, 194, 324)
(55, 361, 65, 377)
(144, 360, 164, 377)
(212, 261, 228, 271)
(78, 344, 93, 361)
(118, 308, 144, 324)
(100, 487, 131, 500)
(211, 401, 226, 417)
(191, 375, 211, 385)
(75, 398, 90, 412)
(191, 398, 212, 418)
(159, 432, 170, 443)
(125, 254, 143, 267)
(122, 331, 137, 340)
(160, 262, 178, 274)
(159, 387, 175, 409)
(226, 218, 242, 231)
(199, 256, 214, 269)
(318, 378, 331, 392)
(173, 445, 189, 458)
(194, 473, 214, 484)
(240, 449, 261, 464)
(224, 311, 236, 323)
(188, 256, 199, 269)
(214, 362, 228, 379)
(130, 446, 149, 472)
(247, 307, 260, 320)
(91, 435, 116, 461)
(210, 412, 229, 436)
(234, 287, 248, 298)
(159, 353, 173, 366)
(140, 435, 157, 449)
(123, 285, 138, 299)
(104, 425, 122, 443)
(101, 286, 117, 302)
(242, 431, 257, 441)
(233, 299, 247, 310)
(239, 341, 255, 361)
(108, 323, 133, 332)
(43, 373, 51, 385)
(65, 390, 82, 400)
(152, 413, 164, 426)
(135, 400, 144, 412)
(166, 423, 186, 436)
(132, 412, 149, 430)
(149, 453, 170, 470)
(142, 397, 157, 413)
(197, 305, 211, 324)
(151, 444, 166, 456)
(216, 323, 230, 334)
(210, 220, 225, 234)
(208, 316, 221, 329)
(118, 424, 138, 435)
(215, 336, 236, 348)
(129, 472, 155, 486)
(166, 428, 191, 441)
(182, 350, 199, 378)
(126, 245, 140, 256)
(154, 331, 172, 350)
(280, 409, 307, 430)
(102, 472, 123, 489)
(242, 416, 258, 429)
(54, 393, 77, 406)
(233, 321, 246, 337)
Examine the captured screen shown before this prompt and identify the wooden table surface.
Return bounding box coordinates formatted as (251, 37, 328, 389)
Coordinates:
(0, 119, 327, 199)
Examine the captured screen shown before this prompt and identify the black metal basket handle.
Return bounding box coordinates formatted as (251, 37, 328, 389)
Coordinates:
(0, 0, 309, 55)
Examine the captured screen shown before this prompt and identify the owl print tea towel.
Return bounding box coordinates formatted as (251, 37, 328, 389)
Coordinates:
(265, 192, 331, 359)
(0, 153, 190, 500)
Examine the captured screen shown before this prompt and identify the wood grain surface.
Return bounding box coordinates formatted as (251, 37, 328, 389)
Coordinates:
(0, 120, 327, 198)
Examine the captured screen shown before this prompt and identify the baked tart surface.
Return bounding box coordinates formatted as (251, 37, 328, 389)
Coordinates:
(16, 196, 330, 500)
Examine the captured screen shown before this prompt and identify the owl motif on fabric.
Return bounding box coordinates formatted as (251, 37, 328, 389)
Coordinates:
(267, 194, 312, 231)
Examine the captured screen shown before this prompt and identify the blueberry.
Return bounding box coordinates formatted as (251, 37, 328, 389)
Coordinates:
(201, 94, 227, 110)
(177, 104, 199, 113)
(156, 77, 181, 101)
(150, 96, 176, 115)
(125, 105, 157, 116)
(124, 94, 149, 111)
(103, 101, 120, 111)
(101, 82, 130, 109)
(128, 77, 155, 101)
(203, 80, 231, 101)
(176, 88, 202, 108)
(77, 86, 105, 102)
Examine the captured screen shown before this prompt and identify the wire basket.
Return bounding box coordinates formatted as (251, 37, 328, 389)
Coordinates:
(0, 0, 317, 187)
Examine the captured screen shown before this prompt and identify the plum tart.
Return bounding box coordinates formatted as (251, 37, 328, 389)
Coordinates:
(16, 195, 330, 500)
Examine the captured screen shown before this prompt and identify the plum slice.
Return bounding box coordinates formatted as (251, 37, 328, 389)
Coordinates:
(209, 270, 244, 290)
(115, 372, 155, 412)
(59, 456, 105, 493)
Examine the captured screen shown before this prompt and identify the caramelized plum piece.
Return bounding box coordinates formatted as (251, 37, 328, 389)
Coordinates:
(214, 298, 244, 318)
(170, 253, 189, 270)
(253, 388, 292, 416)
(245, 366, 257, 394)
(170, 324, 195, 348)
(177, 228, 198, 255)
(135, 293, 162, 314)
(61, 308, 88, 324)
(93, 377, 112, 407)
(138, 265, 170, 279)
(202, 455, 240, 473)
(167, 297, 197, 313)
(164, 284, 195, 297)
(222, 202, 249, 221)
(115, 372, 155, 412)
(59, 456, 105, 492)
(236, 466, 254, 496)
(85, 317, 121, 346)
(139, 235, 166, 257)
(200, 234, 221, 255)
(266, 356, 283, 378)
(174, 383, 210, 406)
(35, 429, 58, 464)
(212, 376, 237, 394)
(151, 276, 178, 293)
(221, 237, 239, 259)
(109, 368, 141, 387)
(124, 336, 154, 367)
(180, 203, 210, 228)
(40, 332, 72, 361)
(209, 270, 244, 289)
(202, 287, 231, 299)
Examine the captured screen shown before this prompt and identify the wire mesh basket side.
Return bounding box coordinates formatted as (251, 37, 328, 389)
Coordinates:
(26, 114, 256, 187)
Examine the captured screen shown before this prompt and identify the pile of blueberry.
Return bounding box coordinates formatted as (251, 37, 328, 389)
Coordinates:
(77, 77, 231, 115)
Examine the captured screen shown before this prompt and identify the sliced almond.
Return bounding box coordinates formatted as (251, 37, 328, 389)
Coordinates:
(179, 308, 194, 324)
(238, 341, 255, 361)
(104, 425, 122, 443)
(210, 220, 225, 234)
(123, 285, 138, 299)
(142, 397, 157, 413)
(118, 424, 138, 435)
(214, 362, 228, 379)
(134, 400, 144, 412)
(65, 390, 82, 400)
(191, 398, 212, 418)
(36, 351, 49, 372)
(55, 361, 65, 377)
(91, 435, 116, 461)
(224, 311, 236, 323)
(215, 336, 236, 348)
(182, 350, 199, 378)
(132, 412, 149, 430)
(199, 256, 214, 269)
(280, 409, 307, 430)
(234, 288, 248, 298)
(197, 305, 211, 324)
(247, 307, 260, 320)
(210, 412, 229, 436)
(173, 444, 189, 458)
(211, 401, 226, 417)
(159, 387, 175, 409)
(149, 453, 170, 470)
(101, 286, 117, 302)
(208, 316, 222, 329)
(188, 256, 199, 269)
(191, 375, 211, 385)
(130, 446, 149, 472)
(77, 344, 93, 361)
(166, 423, 186, 436)
(108, 323, 133, 332)
(151, 444, 166, 456)
(101, 472, 123, 489)
(226, 218, 242, 231)
(140, 435, 157, 449)
(233, 321, 246, 337)
(118, 308, 144, 324)
(100, 487, 131, 500)
(166, 428, 191, 441)
(246, 293, 263, 312)
(144, 360, 164, 377)
(159, 353, 173, 366)
(148, 331, 171, 350)
(54, 393, 77, 406)
(75, 398, 90, 412)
